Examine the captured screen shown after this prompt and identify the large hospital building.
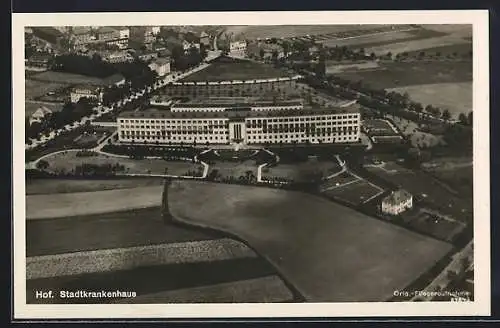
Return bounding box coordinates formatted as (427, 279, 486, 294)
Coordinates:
(116, 97, 361, 146)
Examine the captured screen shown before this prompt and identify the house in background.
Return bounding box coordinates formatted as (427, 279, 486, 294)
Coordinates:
(29, 106, 53, 125)
(26, 53, 53, 71)
(148, 57, 171, 77)
(96, 26, 120, 42)
(200, 31, 211, 47)
(70, 85, 103, 104)
(70, 26, 93, 45)
(182, 40, 200, 54)
(100, 50, 135, 63)
(381, 189, 413, 215)
(229, 40, 247, 58)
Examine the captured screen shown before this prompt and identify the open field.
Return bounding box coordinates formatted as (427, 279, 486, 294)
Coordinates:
(223, 25, 389, 40)
(388, 82, 472, 118)
(27, 257, 282, 304)
(181, 57, 293, 81)
(363, 119, 399, 136)
(365, 35, 471, 56)
(326, 61, 381, 74)
(169, 181, 452, 302)
(26, 177, 165, 195)
(25, 101, 63, 117)
(320, 28, 445, 49)
(335, 61, 472, 89)
(41, 151, 204, 177)
(209, 161, 258, 179)
(404, 43, 472, 58)
(117, 276, 293, 303)
(323, 179, 384, 206)
(30, 71, 110, 85)
(365, 162, 472, 221)
(27, 238, 255, 279)
(421, 158, 473, 198)
(26, 207, 219, 256)
(25, 79, 68, 100)
(263, 161, 341, 181)
(26, 185, 163, 219)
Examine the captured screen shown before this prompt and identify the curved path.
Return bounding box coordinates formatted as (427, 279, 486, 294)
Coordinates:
(168, 180, 452, 302)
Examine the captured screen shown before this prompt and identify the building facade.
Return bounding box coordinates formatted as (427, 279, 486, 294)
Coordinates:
(381, 189, 413, 215)
(116, 101, 360, 145)
(229, 41, 247, 58)
(148, 58, 171, 77)
(101, 50, 135, 63)
(70, 85, 103, 103)
(97, 27, 120, 41)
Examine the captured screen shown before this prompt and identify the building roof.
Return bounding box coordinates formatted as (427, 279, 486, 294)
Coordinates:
(382, 189, 412, 206)
(33, 27, 64, 38)
(31, 106, 52, 118)
(200, 31, 209, 38)
(72, 26, 92, 35)
(151, 57, 171, 66)
(97, 26, 117, 34)
(118, 104, 359, 120)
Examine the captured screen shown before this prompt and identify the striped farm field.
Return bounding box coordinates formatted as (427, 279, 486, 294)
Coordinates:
(117, 276, 294, 303)
(26, 177, 165, 195)
(26, 185, 164, 219)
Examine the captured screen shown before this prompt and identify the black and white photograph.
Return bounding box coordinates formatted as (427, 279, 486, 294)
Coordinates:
(13, 11, 490, 319)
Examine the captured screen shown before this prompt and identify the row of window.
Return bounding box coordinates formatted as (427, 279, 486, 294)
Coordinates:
(118, 115, 359, 125)
(119, 135, 358, 143)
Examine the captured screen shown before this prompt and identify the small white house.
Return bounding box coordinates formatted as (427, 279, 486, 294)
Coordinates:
(381, 189, 413, 215)
(29, 106, 52, 125)
(148, 57, 171, 77)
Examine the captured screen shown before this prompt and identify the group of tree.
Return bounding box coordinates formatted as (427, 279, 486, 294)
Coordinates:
(53, 54, 156, 92)
(74, 163, 126, 176)
(170, 44, 207, 72)
(26, 97, 96, 140)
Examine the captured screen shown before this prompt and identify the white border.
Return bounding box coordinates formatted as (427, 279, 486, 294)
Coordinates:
(13, 10, 490, 319)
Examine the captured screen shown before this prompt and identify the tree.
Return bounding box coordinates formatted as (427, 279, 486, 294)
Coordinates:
(259, 48, 265, 60)
(467, 111, 473, 125)
(441, 109, 451, 121)
(458, 112, 468, 125)
(36, 159, 50, 170)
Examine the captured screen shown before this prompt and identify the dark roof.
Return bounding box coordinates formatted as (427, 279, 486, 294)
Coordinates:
(32, 27, 64, 38)
(118, 105, 359, 120)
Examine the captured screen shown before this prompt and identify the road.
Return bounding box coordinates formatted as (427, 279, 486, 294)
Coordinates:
(26, 56, 221, 150)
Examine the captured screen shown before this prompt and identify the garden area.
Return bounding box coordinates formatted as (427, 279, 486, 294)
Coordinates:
(181, 56, 293, 82)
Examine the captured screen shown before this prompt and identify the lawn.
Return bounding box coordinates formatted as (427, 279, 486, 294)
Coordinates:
(322, 179, 384, 206)
(26, 185, 164, 219)
(30, 71, 110, 85)
(404, 43, 472, 58)
(181, 57, 293, 82)
(168, 180, 453, 302)
(209, 160, 258, 179)
(263, 161, 341, 181)
(388, 82, 472, 119)
(41, 151, 204, 177)
(335, 61, 472, 89)
(27, 258, 282, 304)
(363, 119, 399, 136)
(25, 79, 68, 100)
(26, 177, 165, 195)
(365, 162, 473, 222)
